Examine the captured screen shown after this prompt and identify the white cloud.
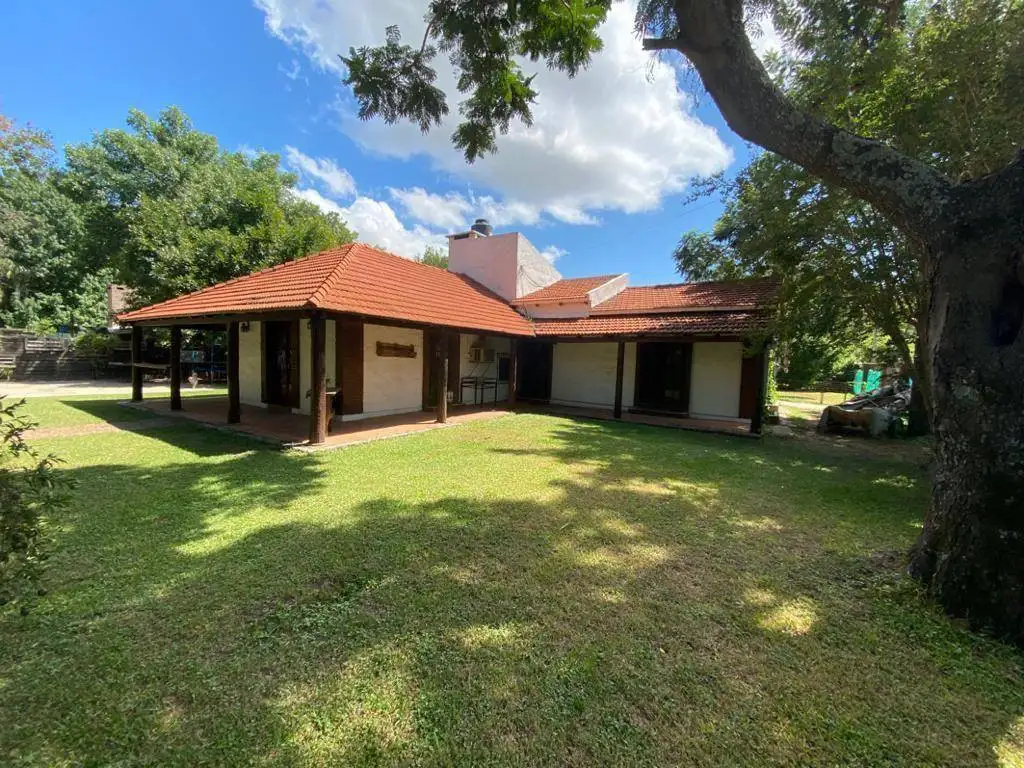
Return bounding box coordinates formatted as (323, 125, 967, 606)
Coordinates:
(388, 187, 472, 231)
(284, 146, 357, 198)
(254, 0, 733, 225)
(279, 58, 302, 80)
(294, 187, 444, 259)
(540, 246, 567, 263)
(749, 15, 784, 59)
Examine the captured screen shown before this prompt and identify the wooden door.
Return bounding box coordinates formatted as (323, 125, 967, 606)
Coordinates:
(263, 320, 299, 408)
(423, 330, 461, 409)
(517, 340, 554, 402)
(738, 351, 763, 419)
(634, 342, 692, 413)
(336, 318, 364, 415)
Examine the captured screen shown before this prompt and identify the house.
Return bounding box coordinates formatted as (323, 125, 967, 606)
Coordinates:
(117, 221, 776, 444)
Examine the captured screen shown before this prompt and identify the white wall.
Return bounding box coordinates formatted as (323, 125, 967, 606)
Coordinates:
(515, 234, 563, 297)
(448, 232, 520, 300)
(448, 231, 561, 300)
(689, 342, 743, 419)
(550, 342, 631, 410)
(458, 333, 512, 405)
(587, 274, 629, 308)
(239, 321, 262, 407)
(360, 323, 424, 418)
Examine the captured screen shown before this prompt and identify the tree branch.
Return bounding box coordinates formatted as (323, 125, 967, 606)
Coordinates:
(642, 37, 687, 52)
(666, 0, 953, 244)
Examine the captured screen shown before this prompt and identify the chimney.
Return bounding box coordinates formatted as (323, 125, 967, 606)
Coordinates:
(447, 218, 562, 301)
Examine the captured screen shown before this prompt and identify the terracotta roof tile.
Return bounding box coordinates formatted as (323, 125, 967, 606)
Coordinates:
(513, 275, 622, 304)
(118, 243, 535, 336)
(591, 278, 778, 314)
(533, 311, 769, 338)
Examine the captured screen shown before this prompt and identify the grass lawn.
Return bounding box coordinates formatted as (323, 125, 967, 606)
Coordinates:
(777, 390, 849, 406)
(2, 398, 1022, 766)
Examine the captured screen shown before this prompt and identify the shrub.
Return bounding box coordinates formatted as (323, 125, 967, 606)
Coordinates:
(0, 397, 71, 610)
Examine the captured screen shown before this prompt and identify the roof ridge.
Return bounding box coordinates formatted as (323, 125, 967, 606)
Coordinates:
(628, 276, 778, 290)
(119, 247, 347, 320)
(306, 243, 358, 308)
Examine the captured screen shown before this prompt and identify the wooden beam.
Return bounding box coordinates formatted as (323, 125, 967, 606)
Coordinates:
(436, 331, 449, 424)
(508, 338, 519, 406)
(309, 314, 328, 445)
(613, 340, 625, 419)
(130, 325, 143, 402)
(169, 326, 182, 411)
(227, 321, 241, 424)
(751, 349, 769, 435)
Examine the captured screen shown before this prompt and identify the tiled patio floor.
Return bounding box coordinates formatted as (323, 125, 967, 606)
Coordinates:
(127, 395, 754, 449)
(130, 396, 510, 449)
(523, 403, 755, 437)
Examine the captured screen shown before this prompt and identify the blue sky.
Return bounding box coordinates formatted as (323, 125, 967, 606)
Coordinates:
(0, 1, 773, 285)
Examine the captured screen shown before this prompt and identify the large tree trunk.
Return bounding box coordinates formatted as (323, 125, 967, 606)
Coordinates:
(908, 175, 1024, 640)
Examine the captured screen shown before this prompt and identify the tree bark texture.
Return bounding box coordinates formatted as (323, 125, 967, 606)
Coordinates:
(658, 0, 1024, 641)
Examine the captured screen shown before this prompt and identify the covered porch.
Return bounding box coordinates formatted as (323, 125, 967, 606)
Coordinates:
(125, 316, 523, 446)
(130, 395, 511, 449)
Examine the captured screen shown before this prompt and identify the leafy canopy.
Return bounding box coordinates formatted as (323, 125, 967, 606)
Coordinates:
(64, 107, 358, 308)
(343, 0, 613, 161)
(0, 116, 108, 332)
(676, 0, 1023, 391)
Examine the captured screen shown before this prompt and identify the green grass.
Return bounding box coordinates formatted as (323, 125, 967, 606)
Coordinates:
(6, 391, 221, 429)
(2, 400, 1022, 766)
(778, 390, 849, 406)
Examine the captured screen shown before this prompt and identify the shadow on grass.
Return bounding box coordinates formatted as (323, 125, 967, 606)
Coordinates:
(0, 415, 1020, 766)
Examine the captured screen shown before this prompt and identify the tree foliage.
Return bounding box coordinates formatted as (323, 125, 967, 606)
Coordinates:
(0, 116, 108, 332)
(419, 245, 449, 269)
(64, 108, 357, 308)
(0, 397, 71, 610)
(674, 0, 1024, 420)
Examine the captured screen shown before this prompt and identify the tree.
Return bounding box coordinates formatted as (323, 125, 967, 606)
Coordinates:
(63, 108, 357, 307)
(420, 245, 449, 269)
(0, 115, 109, 332)
(674, 155, 927, 430)
(344, 0, 1024, 641)
(0, 397, 71, 610)
(676, 0, 1024, 436)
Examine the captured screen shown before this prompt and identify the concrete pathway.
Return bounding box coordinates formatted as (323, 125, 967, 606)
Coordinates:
(0, 380, 223, 398)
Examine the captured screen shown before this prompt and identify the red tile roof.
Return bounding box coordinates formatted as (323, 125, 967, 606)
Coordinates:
(119, 247, 775, 341)
(118, 244, 535, 336)
(591, 278, 778, 314)
(533, 311, 769, 338)
(513, 275, 622, 304)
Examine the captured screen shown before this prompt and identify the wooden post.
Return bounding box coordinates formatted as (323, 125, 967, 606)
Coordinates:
(130, 325, 143, 402)
(436, 331, 449, 423)
(309, 315, 327, 445)
(169, 326, 182, 411)
(751, 348, 769, 435)
(227, 321, 241, 424)
(508, 338, 519, 406)
(613, 340, 625, 419)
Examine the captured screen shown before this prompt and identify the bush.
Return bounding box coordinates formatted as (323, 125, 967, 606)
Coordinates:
(0, 397, 71, 610)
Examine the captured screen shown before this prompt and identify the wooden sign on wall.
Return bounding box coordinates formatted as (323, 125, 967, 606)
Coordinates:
(376, 341, 417, 359)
